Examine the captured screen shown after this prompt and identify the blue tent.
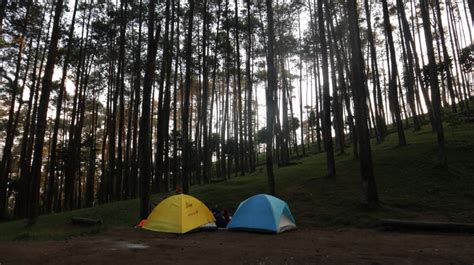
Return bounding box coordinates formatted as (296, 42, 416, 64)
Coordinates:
(227, 194, 296, 233)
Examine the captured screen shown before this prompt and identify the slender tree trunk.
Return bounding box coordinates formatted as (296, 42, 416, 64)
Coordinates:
(396, 0, 421, 130)
(433, 0, 457, 112)
(297, 12, 306, 156)
(115, 0, 127, 200)
(171, 0, 181, 189)
(446, 0, 470, 109)
(318, 0, 336, 177)
(201, 0, 211, 183)
(279, 56, 290, 165)
(155, 0, 173, 192)
(420, 0, 447, 166)
(346, 0, 378, 204)
(0, 0, 32, 219)
(28, 0, 64, 223)
(265, 0, 277, 195)
(326, 3, 344, 154)
(64, 4, 92, 210)
(364, 0, 387, 140)
(139, 0, 159, 220)
(246, 0, 256, 171)
(85, 88, 98, 207)
(233, 0, 244, 175)
(382, 0, 406, 146)
(129, 0, 143, 199)
(46, 0, 79, 213)
(15, 8, 47, 217)
(181, 0, 195, 194)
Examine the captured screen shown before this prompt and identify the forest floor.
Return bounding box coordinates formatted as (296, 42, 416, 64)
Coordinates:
(0, 119, 474, 263)
(1, 227, 474, 264)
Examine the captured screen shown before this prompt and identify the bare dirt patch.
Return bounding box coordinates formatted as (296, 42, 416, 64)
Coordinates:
(0, 228, 473, 265)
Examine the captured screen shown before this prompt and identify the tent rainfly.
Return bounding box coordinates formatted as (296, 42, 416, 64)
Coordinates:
(227, 194, 296, 233)
(143, 194, 216, 234)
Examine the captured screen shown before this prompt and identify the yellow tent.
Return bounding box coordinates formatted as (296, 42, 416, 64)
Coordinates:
(143, 194, 216, 234)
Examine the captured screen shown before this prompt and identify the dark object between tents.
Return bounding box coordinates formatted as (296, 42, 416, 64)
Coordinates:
(71, 217, 102, 226)
(380, 219, 474, 233)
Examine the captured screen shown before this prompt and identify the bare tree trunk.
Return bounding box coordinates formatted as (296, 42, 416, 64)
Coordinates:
(382, 0, 406, 146)
(265, 0, 277, 195)
(318, 0, 336, 177)
(85, 87, 98, 207)
(327, 3, 344, 154)
(297, 12, 305, 156)
(346, 0, 378, 204)
(181, 0, 195, 194)
(420, 0, 447, 166)
(201, 0, 211, 183)
(28, 0, 64, 223)
(64, 4, 92, 210)
(130, 0, 143, 199)
(396, 0, 421, 131)
(0, 0, 32, 219)
(46, 0, 78, 213)
(364, 0, 387, 140)
(139, 0, 159, 219)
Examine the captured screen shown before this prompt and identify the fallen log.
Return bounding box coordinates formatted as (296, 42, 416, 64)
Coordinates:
(71, 217, 102, 226)
(380, 219, 474, 233)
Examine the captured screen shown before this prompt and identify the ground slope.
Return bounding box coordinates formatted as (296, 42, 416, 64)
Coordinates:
(0, 122, 473, 241)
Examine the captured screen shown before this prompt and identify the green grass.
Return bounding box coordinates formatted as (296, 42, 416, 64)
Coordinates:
(1, 121, 473, 241)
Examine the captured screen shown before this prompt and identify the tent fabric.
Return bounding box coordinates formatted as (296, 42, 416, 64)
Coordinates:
(143, 194, 216, 234)
(227, 194, 296, 233)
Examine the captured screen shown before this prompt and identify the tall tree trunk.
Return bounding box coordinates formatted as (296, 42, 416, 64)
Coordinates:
(0, 0, 32, 220)
(171, 0, 181, 189)
(396, 0, 421, 131)
(346, 0, 378, 204)
(234, 0, 244, 175)
(297, 12, 306, 156)
(181, 0, 195, 194)
(326, 3, 344, 154)
(64, 4, 92, 210)
(130, 0, 143, 199)
(279, 56, 290, 165)
(364, 0, 386, 139)
(446, 0, 470, 109)
(85, 88, 98, 207)
(107, 8, 118, 201)
(382, 0, 406, 146)
(420, 0, 447, 166)
(434, 0, 457, 112)
(155, 0, 172, 192)
(139, 0, 159, 220)
(46, 0, 79, 213)
(318, 0, 335, 177)
(28, 0, 64, 223)
(15, 8, 47, 217)
(201, 0, 211, 183)
(115, 0, 127, 200)
(221, 0, 231, 180)
(246, 0, 256, 171)
(265, 0, 277, 195)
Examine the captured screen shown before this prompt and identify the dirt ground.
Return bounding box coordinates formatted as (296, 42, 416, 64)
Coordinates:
(0, 228, 473, 265)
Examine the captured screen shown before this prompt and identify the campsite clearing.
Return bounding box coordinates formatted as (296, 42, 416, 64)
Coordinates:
(1, 227, 473, 264)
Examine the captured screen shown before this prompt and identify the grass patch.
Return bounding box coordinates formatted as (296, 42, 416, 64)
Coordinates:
(1, 122, 473, 241)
